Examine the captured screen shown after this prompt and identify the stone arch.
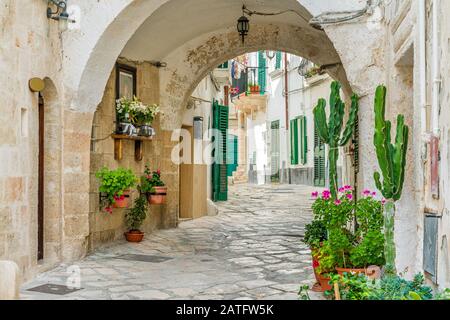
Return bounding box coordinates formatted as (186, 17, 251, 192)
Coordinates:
(158, 23, 349, 130)
(64, 0, 383, 261)
(39, 77, 63, 265)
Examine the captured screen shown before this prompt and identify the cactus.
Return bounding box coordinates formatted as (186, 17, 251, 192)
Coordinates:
(372, 85, 409, 275)
(313, 81, 359, 199)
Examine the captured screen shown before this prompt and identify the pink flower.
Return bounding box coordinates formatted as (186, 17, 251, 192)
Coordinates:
(322, 190, 331, 200)
(156, 169, 161, 175)
(105, 206, 113, 214)
(371, 191, 377, 196)
(334, 199, 341, 205)
(346, 193, 353, 201)
(147, 174, 152, 180)
(381, 199, 386, 205)
(363, 189, 371, 196)
(344, 185, 352, 191)
(313, 260, 319, 269)
(338, 187, 345, 193)
(311, 191, 319, 198)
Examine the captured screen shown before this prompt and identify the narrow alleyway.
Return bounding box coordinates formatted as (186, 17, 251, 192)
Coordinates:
(21, 184, 318, 300)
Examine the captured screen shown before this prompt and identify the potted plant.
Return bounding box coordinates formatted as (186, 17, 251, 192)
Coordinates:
(310, 186, 384, 282)
(95, 167, 137, 213)
(124, 190, 147, 242)
(140, 165, 167, 205)
(122, 96, 160, 137)
(303, 217, 327, 291)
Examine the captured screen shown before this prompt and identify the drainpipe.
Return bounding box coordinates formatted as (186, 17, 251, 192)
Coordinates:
(431, 0, 441, 136)
(418, 0, 427, 137)
(284, 53, 289, 183)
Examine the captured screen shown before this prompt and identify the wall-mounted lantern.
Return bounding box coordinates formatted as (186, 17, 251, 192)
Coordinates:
(47, 0, 75, 31)
(237, 6, 250, 44)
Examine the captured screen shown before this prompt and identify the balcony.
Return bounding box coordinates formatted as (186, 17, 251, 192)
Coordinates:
(212, 62, 232, 86)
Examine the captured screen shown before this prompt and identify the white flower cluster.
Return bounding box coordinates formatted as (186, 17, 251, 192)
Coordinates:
(116, 96, 161, 125)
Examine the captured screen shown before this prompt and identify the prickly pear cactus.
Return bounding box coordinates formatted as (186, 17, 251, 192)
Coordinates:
(372, 85, 409, 275)
(313, 81, 359, 199)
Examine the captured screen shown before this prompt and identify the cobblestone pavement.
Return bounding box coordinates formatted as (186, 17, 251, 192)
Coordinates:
(21, 183, 321, 300)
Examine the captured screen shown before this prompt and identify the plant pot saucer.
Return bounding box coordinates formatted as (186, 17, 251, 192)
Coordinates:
(311, 282, 324, 292)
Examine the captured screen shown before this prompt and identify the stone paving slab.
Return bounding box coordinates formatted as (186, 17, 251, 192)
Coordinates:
(21, 183, 320, 300)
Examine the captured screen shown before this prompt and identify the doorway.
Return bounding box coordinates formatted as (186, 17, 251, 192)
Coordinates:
(270, 120, 280, 183)
(38, 93, 44, 261)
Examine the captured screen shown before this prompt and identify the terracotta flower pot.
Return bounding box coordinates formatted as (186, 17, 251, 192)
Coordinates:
(124, 230, 144, 242)
(148, 186, 167, 205)
(113, 190, 130, 208)
(317, 273, 332, 291)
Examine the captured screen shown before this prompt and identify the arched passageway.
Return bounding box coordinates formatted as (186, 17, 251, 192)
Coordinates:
(59, 0, 387, 269)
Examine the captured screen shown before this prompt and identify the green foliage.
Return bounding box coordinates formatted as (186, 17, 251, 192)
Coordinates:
(368, 273, 433, 300)
(434, 288, 450, 300)
(125, 193, 148, 231)
(311, 188, 385, 269)
(373, 85, 409, 201)
(95, 167, 137, 210)
(303, 220, 327, 249)
(298, 285, 311, 300)
(326, 272, 374, 300)
(140, 165, 165, 194)
(313, 81, 359, 199)
(326, 273, 434, 300)
(350, 230, 385, 267)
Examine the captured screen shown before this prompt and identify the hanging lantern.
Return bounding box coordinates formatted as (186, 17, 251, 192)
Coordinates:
(237, 6, 250, 44)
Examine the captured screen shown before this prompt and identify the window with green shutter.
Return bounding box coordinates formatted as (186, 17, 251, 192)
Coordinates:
(291, 116, 307, 166)
(275, 51, 282, 70)
(299, 116, 307, 165)
(258, 51, 266, 94)
(290, 118, 299, 165)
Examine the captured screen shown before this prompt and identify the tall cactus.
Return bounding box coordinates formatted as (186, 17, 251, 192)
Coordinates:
(313, 81, 359, 199)
(372, 85, 409, 275)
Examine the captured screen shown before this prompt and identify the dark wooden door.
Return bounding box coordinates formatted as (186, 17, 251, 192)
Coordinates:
(38, 94, 44, 261)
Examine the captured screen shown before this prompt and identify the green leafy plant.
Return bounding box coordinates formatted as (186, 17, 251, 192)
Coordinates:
(368, 273, 433, 300)
(125, 192, 148, 231)
(326, 272, 374, 300)
(326, 272, 435, 300)
(372, 85, 409, 275)
(303, 220, 327, 249)
(298, 285, 311, 300)
(313, 81, 359, 199)
(140, 165, 165, 194)
(310, 186, 385, 270)
(95, 167, 137, 213)
(435, 288, 450, 300)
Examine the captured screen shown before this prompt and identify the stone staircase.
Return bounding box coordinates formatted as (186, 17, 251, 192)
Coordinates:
(229, 166, 248, 184)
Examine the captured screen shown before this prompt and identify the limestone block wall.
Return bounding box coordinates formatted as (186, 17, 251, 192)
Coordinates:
(88, 59, 178, 251)
(0, 0, 65, 281)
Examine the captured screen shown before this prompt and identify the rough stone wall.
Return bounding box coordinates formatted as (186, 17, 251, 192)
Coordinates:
(89, 59, 178, 251)
(0, 0, 65, 281)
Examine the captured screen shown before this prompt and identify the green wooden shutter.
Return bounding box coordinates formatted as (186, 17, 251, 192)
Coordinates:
(290, 119, 299, 165)
(212, 100, 229, 201)
(258, 51, 266, 94)
(226, 134, 238, 176)
(275, 51, 282, 70)
(299, 116, 307, 165)
(270, 120, 280, 182)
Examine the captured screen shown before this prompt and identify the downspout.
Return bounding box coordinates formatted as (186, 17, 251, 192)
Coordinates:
(284, 53, 289, 183)
(431, 0, 441, 136)
(418, 0, 427, 137)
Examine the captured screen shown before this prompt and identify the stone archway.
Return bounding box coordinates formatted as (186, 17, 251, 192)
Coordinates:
(61, 0, 385, 263)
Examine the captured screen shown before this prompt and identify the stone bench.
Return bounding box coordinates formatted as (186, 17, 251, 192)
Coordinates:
(0, 260, 20, 300)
